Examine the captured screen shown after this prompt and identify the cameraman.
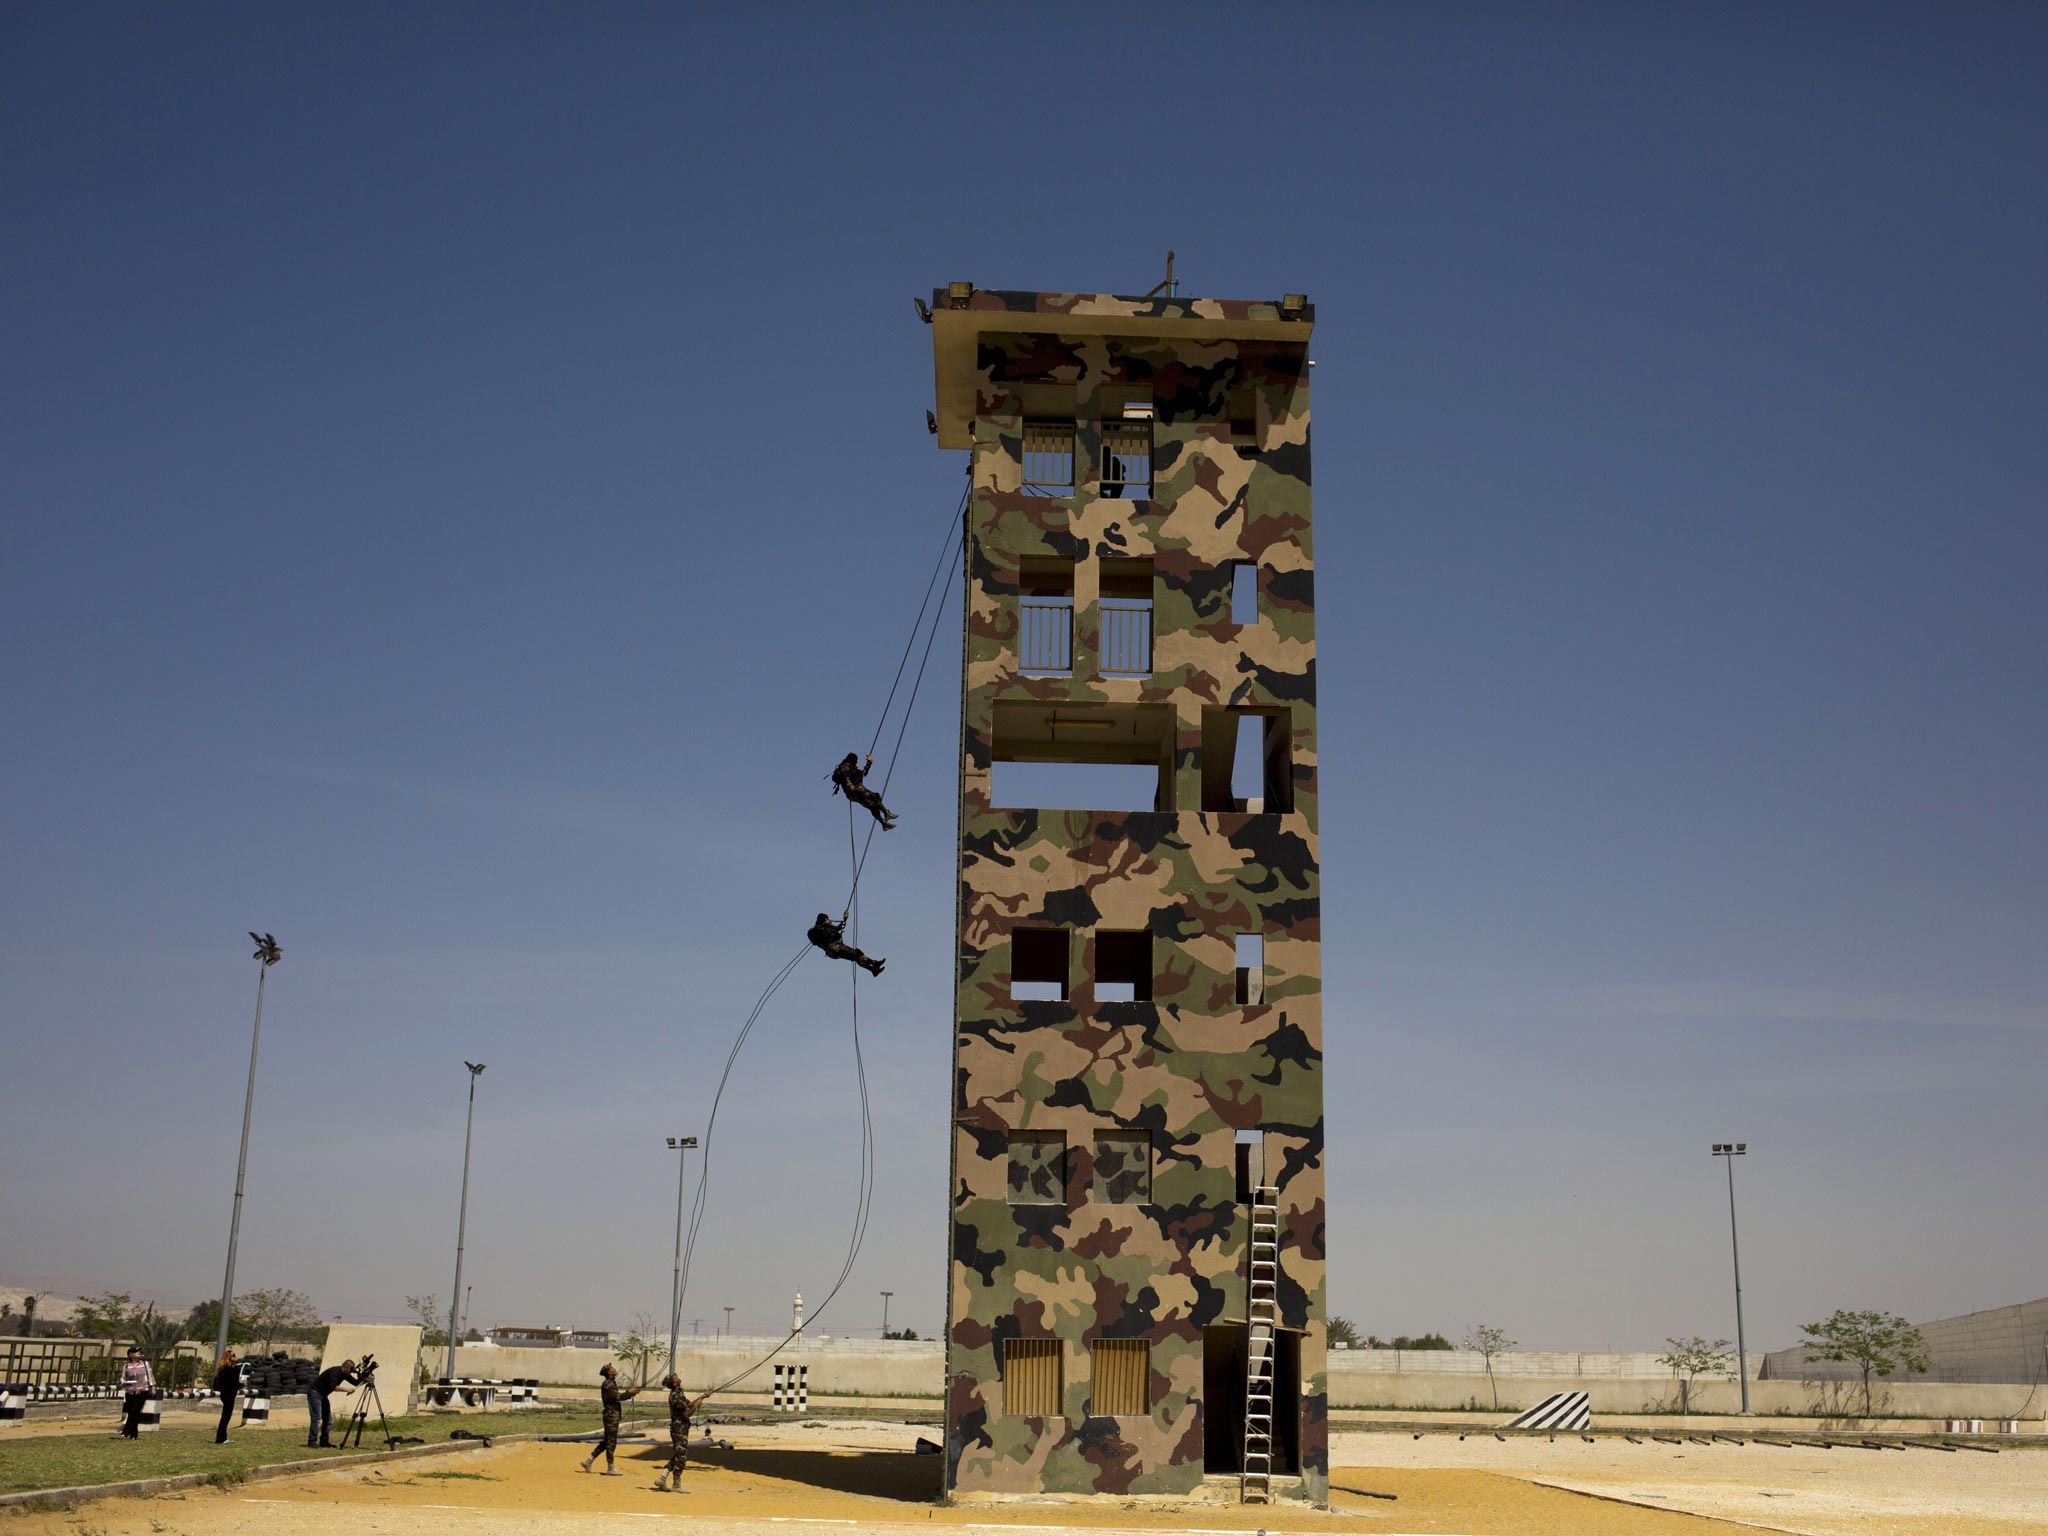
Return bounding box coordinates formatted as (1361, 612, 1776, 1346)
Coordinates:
(306, 1358, 361, 1449)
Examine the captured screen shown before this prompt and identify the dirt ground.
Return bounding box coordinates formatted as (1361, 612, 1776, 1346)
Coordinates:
(4, 1421, 2043, 1536)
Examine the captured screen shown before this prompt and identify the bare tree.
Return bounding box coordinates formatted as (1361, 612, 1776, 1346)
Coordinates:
(406, 1293, 447, 1349)
(1462, 1323, 1516, 1410)
(240, 1288, 321, 1353)
(1655, 1336, 1731, 1414)
(613, 1311, 671, 1390)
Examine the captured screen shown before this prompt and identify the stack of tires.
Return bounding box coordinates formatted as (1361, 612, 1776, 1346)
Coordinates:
(239, 1351, 315, 1424)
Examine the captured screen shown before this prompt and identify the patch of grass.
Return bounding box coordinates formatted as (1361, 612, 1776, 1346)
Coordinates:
(0, 1408, 647, 1496)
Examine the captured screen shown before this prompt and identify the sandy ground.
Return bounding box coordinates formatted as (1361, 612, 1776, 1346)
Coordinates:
(1332, 1430, 2048, 1536)
(5, 1421, 2043, 1536)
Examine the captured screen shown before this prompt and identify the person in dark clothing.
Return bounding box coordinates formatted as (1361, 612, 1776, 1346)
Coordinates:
(580, 1363, 640, 1475)
(808, 912, 884, 975)
(651, 1373, 711, 1491)
(211, 1350, 240, 1444)
(306, 1360, 359, 1447)
(830, 752, 898, 830)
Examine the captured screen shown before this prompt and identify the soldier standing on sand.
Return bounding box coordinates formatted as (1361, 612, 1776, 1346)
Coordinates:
(652, 1373, 711, 1492)
(830, 752, 898, 830)
(580, 1363, 640, 1475)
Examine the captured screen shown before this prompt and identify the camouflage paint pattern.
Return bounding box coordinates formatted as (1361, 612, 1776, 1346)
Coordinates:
(932, 288, 1325, 1504)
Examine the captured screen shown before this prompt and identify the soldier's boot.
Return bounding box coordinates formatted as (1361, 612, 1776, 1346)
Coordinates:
(579, 1454, 595, 1473)
(653, 1473, 669, 1491)
(864, 956, 885, 976)
(601, 1461, 622, 1476)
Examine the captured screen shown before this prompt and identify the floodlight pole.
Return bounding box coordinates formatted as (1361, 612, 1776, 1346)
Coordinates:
(1712, 1143, 1750, 1413)
(724, 1306, 734, 1338)
(217, 934, 281, 1361)
(665, 1135, 698, 1369)
(880, 1291, 893, 1338)
(446, 1062, 486, 1381)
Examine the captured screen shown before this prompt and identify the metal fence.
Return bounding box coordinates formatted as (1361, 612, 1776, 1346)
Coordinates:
(1101, 421, 1152, 498)
(1022, 422, 1074, 493)
(1098, 599, 1152, 676)
(1019, 596, 1073, 672)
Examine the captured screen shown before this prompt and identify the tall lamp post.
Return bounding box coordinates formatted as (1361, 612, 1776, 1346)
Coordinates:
(724, 1306, 734, 1339)
(216, 932, 282, 1361)
(446, 1062, 486, 1382)
(1711, 1142, 1750, 1413)
(880, 1291, 893, 1338)
(665, 1134, 699, 1369)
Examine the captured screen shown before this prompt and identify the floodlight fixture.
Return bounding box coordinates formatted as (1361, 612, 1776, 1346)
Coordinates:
(913, 296, 933, 323)
(249, 932, 282, 966)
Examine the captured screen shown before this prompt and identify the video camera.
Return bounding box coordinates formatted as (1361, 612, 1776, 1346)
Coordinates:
(355, 1352, 379, 1383)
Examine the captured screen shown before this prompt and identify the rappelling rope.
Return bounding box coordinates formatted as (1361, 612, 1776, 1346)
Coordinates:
(674, 477, 965, 1393)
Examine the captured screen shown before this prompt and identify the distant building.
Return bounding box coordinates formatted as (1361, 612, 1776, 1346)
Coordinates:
(566, 1329, 611, 1351)
(486, 1326, 564, 1348)
(1762, 1297, 2048, 1384)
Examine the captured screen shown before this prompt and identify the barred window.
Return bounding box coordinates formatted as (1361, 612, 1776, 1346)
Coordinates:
(1091, 1338, 1150, 1416)
(1100, 415, 1152, 499)
(1007, 1130, 1066, 1205)
(1002, 1337, 1062, 1417)
(1022, 421, 1075, 492)
(1091, 1130, 1150, 1204)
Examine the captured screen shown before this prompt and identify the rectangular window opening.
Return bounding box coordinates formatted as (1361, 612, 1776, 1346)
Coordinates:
(1230, 562, 1259, 625)
(1094, 930, 1152, 1003)
(1100, 411, 1153, 500)
(1018, 556, 1075, 675)
(1228, 386, 1258, 451)
(1090, 1339, 1151, 1416)
(1010, 926, 1069, 1002)
(991, 702, 1174, 813)
(1098, 557, 1153, 678)
(1234, 933, 1265, 1006)
(1092, 1130, 1151, 1203)
(1022, 420, 1075, 493)
(1003, 1338, 1062, 1417)
(1007, 1130, 1066, 1205)
(1201, 707, 1293, 814)
(1234, 1130, 1264, 1203)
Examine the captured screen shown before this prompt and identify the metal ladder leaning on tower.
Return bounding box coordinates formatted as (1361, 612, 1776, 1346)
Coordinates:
(1242, 1182, 1283, 1503)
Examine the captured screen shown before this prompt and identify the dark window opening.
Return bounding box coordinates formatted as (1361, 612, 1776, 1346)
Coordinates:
(1234, 1130, 1264, 1202)
(1022, 421, 1075, 493)
(1234, 934, 1265, 1006)
(1091, 1130, 1150, 1203)
(1008, 1130, 1066, 1205)
(1010, 927, 1069, 1002)
(1101, 401, 1153, 500)
(1228, 386, 1258, 451)
(1094, 929, 1153, 1003)
(991, 702, 1174, 813)
(1201, 708, 1293, 813)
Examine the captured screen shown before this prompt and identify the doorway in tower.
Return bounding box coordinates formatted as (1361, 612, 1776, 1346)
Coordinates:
(1201, 1324, 1301, 1474)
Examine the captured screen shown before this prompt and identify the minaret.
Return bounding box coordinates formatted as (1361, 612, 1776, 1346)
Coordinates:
(928, 284, 1325, 1504)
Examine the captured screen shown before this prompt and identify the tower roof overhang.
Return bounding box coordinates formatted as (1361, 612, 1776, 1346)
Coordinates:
(929, 285, 1314, 450)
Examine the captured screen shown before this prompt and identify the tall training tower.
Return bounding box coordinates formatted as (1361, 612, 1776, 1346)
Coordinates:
(928, 282, 1325, 1505)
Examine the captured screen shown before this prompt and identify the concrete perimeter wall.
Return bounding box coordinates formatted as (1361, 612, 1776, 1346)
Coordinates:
(442, 1335, 942, 1397)
(1763, 1297, 2048, 1386)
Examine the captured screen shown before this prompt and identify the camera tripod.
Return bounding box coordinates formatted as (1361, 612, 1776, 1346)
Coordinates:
(334, 1370, 418, 1451)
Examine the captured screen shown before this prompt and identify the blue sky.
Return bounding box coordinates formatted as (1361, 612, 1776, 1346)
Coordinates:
(4, 3, 2044, 1352)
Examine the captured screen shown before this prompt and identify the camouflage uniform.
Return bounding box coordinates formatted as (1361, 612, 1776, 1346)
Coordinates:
(665, 1383, 692, 1477)
(831, 753, 897, 828)
(808, 913, 884, 976)
(588, 1376, 636, 1466)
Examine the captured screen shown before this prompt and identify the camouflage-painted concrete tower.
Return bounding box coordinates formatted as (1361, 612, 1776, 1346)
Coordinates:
(929, 284, 1324, 1504)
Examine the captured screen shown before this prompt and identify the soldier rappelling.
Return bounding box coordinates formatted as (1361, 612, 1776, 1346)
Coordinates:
(808, 912, 885, 976)
(830, 751, 899, 830)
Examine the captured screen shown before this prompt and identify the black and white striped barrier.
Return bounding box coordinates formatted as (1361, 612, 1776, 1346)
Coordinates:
(772, 1364, 808, 1411)
(1504, 1391, 1591, 1431)
(242, 1393, 271, 1425)
(137, 1395, 162, 1433)
(1, 1385, 25, 1423)
(425, 1377, 541, 1408)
